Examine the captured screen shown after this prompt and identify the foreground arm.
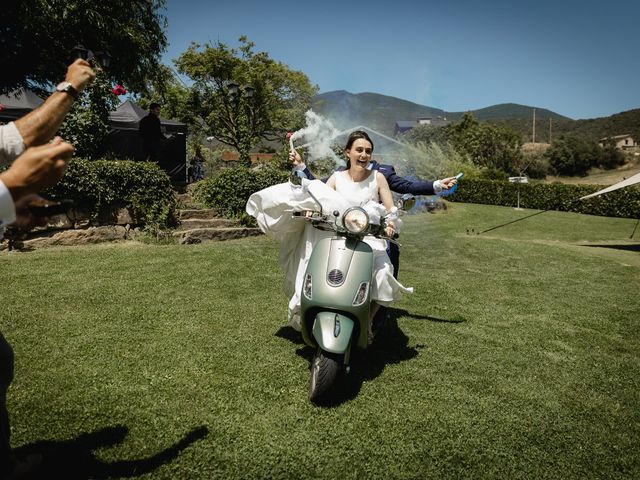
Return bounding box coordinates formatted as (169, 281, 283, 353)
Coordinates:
(13, 59, 95, 148)
(0, 139, 74, 230)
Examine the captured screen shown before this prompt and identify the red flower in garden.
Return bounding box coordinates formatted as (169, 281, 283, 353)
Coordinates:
(112, 84, 127, 96)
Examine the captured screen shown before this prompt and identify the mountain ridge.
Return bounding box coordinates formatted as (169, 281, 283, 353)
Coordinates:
(311, 90, 639, 142)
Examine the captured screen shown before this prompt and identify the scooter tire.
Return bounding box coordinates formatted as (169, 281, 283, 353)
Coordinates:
(308, 349, 341, 403)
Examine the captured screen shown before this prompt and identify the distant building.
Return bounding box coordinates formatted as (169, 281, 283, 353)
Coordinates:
(394, 116, 450, 135)
(598, 134, 638, 150)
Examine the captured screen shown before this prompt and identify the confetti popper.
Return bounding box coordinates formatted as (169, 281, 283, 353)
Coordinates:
(286, 131, 294, 152)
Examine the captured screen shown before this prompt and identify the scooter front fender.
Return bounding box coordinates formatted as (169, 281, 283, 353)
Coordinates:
(312, 311, 354, 354)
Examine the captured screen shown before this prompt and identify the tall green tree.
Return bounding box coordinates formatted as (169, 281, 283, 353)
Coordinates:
(445, 112, 523, 173)
(401, 112, 523, 176)
(598, 140, 626, 170)
(137, 65, 200, 132)
(175, 37, 318, 166)
(0, 0, 167, 94)
(545, 136, 599, 176)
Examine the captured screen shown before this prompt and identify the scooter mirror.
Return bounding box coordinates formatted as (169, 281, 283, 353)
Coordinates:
(399, 193, 416, 211)
(289, 169, 308, 186)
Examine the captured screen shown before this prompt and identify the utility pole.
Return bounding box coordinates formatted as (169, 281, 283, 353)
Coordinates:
(532, 108, 536, 143)
(549, 118, 552, 144)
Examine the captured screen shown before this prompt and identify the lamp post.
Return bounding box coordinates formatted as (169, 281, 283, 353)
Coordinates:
(226, 81, 257, 167)
(73, 45, 111, 69)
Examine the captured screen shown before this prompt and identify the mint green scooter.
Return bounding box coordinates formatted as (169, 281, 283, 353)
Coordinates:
(294, 184, 414, 403)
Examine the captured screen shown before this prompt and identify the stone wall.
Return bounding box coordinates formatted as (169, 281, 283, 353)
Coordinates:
(1, 207, 142, 251)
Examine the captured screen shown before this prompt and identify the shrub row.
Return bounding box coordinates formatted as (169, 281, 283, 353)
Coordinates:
(450, 179, 640, 219)
(193, 166, 289, 218)
(44, 159, 178, 229)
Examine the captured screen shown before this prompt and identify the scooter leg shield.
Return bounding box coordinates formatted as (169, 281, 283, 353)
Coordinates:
(312, 312, 354, 354)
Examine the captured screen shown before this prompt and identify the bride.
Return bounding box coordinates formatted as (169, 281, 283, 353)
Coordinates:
(246, 131, 413, 339)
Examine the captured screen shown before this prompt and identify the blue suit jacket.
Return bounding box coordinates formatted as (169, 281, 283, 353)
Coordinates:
(303, 160, 436, 196)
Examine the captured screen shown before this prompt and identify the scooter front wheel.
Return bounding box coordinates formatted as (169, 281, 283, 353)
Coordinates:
(308, 349, 341, 403)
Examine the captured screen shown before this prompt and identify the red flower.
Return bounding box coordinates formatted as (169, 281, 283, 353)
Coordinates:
(0, 103, 4, 111)
(112, 84, 127, 95)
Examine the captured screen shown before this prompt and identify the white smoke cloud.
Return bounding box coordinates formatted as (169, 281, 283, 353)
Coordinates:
(290, 110, 342, 164)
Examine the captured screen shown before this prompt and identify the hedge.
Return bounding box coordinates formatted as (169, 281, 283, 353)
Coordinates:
(44, 159, 178, 229)
(193, 166, 289, 218)
(450, 179, 640, 219)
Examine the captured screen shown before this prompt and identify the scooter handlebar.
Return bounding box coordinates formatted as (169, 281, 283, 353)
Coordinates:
(294, 211, 400, 240)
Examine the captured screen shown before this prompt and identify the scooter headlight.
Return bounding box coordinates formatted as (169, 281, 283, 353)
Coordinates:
(343, 207, 369, 234)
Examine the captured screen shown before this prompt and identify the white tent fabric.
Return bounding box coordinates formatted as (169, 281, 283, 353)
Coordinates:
(580, 172, 640, 200)
(0, 88, 44, 109)
(0, 88, 44, 121)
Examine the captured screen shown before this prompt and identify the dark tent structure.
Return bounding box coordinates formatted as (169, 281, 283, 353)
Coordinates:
(106, 100, 188, 181)
(1, 93, 187, 181)
(0, 88, 44, 122)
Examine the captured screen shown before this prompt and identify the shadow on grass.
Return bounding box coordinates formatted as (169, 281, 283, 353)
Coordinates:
(391, 308, 467, 324)
(277, 308, 431, 407)
(15, 424, 208, 479)
(275, 325, 305, 345)
(581, 243, 640, 252)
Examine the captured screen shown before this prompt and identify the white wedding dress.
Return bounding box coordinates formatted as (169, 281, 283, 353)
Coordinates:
(246, 170, 412, 331)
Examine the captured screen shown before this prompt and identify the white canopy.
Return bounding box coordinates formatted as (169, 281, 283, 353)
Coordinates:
(580, 172, 640, 200)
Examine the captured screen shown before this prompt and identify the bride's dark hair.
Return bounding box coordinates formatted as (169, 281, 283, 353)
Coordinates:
(344, 130, 374, 168)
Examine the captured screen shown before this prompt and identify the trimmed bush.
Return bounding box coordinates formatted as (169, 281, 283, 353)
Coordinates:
(450, 179, 640, 218)
(193, 166, 288, 218)
(44, 159, 178, 229)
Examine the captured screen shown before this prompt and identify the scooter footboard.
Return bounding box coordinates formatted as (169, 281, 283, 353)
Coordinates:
(312, 312, 354, 354)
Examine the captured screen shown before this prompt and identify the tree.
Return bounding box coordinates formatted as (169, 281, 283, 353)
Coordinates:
(1, 0, 167, 94)
(175, 37, 318, 167)
(598, 140, 626, 170)
(545, 136, 599, 176)
(444, 112, 523, 173)
(136, 65, 198, 128)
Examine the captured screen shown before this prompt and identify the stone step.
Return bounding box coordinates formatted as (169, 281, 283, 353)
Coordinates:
(176, 194, 205, 210)
(181, 202, 206, 210)
(178, 208, 218, 220)
(174, 227, 262, 244)
(177, 218, 239, 231)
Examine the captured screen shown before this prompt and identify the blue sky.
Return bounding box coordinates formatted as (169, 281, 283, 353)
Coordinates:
(162, 0, 640, 120)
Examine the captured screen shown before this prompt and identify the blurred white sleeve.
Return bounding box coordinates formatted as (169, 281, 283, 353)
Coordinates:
(0, 122, 26, 165)
(0, 179, 16, 236)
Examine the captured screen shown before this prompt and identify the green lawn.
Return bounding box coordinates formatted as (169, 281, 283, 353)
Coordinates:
(1, 203, 639, 479)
